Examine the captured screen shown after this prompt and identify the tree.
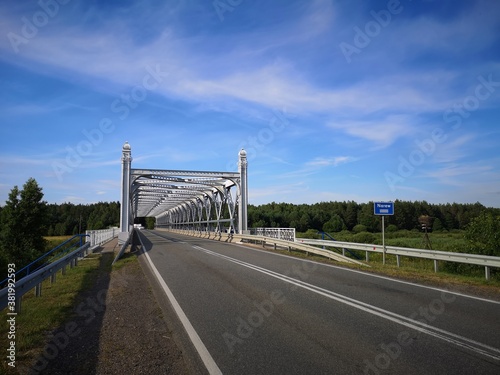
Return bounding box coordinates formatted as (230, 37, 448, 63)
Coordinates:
(323, 214, 344, 233)
(432, 218, 444, 232)
(352, 224, 368, 233)
(343, 201, 358, 230)
(465, 212, 500, 256)
(145, 217, 156, 229)
(0, 178, 47, 273)
(358, 202, 379, 232)
(297, 213, 311, 232)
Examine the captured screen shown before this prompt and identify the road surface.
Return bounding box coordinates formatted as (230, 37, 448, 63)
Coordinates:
(136, 230, 500, 374)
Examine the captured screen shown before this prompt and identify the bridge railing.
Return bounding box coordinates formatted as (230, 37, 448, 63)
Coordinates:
(86, 227, 119, 247)
(251, 228, 296, 242)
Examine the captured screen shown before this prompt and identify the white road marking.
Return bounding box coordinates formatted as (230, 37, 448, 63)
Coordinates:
(192, 244, 500, 362)
(138, 233, 222, 375)
(233, 242, 500, 305)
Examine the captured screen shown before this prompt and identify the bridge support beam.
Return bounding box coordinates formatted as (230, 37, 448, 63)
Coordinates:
(119, 141, 132, 244)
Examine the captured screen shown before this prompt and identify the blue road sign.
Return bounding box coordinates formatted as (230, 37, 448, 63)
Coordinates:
(374, 202, 394, 215)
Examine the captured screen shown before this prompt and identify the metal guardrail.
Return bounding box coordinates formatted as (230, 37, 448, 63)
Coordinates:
(0, 234, 87, 288)
(86, 227, 119, 247)
(0, 243, 91, 313)
(245, 234, 365, 266)
(162, 229, 365, 266)
(296, 238, 500, 280)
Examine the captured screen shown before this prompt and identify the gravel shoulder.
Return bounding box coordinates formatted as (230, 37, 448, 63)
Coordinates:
(95, 255, 189, 375)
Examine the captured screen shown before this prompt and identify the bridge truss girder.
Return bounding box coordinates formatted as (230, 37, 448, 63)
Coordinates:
(119, 142, 248, 241)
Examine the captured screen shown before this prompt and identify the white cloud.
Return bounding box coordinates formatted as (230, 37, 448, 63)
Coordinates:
(421, 162, 496, 187)
(0, 2, 466, 126)
(432, 134, 476, 164)
(306, 156, 356, 167)
(328, 115, 416, 148)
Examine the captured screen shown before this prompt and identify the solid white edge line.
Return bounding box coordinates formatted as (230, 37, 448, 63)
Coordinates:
(233, 242, 500, 305)
(137, 232, 223, 375)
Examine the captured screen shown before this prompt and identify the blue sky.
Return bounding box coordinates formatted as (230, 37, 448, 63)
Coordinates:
(1, 0, 499, 208)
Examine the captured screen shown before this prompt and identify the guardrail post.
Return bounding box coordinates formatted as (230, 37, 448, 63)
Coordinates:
(51, 272, 56, 284)
(396, 255, 401, 267)
(35, 283, 42, 297)
(485, 266, 491, 281)
(15, 297, 22, 313)
(366, 251, 370, 262)
(434, 260, 439, 273)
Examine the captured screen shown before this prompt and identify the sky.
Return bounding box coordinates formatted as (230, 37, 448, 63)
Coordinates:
(0, 0, 499, 208)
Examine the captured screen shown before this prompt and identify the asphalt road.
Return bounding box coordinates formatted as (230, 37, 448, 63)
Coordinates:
(136, 230, 500, 375)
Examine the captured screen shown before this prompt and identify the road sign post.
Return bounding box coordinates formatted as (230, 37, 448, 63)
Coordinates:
(374, 202, 394, 265)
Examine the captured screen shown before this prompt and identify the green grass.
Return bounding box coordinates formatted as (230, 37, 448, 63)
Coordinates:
(0, 254, 103, 373)
(112, 251, 138, 271)
(44, 236, 74, 252)
(304, 229, 470, 252)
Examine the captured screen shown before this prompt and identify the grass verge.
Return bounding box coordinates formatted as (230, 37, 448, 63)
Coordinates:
(0, 253, 104, 374)
(44, 236, 74, 252)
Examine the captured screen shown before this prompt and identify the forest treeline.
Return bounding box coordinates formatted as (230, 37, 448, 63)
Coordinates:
(44, 202, 120, 235)
(248, 200, 500, 233)
(1, 199, 498, 236)
(0, 201, 120, 237)
(1, 197, 498, 236)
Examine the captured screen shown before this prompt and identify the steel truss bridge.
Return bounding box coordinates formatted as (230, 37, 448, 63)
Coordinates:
(119, 142, 248, 243)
